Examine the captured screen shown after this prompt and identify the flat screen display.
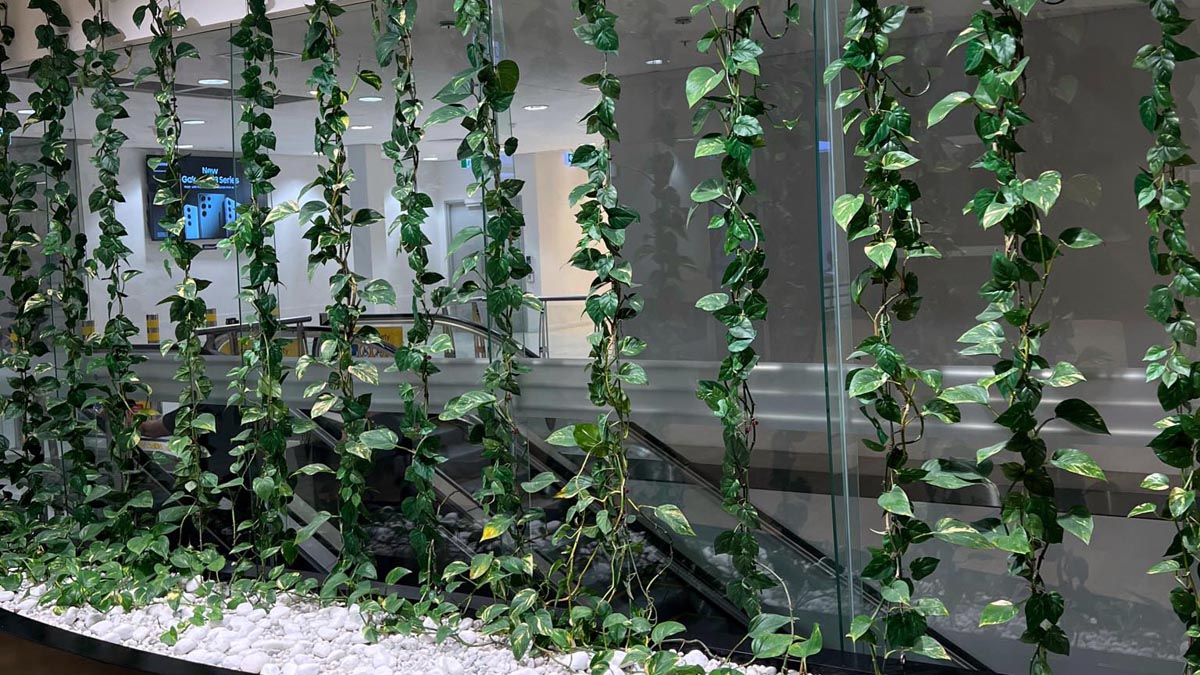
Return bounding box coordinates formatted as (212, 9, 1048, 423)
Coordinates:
(145, 154, 251, 241)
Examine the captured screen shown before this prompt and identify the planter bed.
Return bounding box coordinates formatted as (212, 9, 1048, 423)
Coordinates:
(0, 583, 794, 675)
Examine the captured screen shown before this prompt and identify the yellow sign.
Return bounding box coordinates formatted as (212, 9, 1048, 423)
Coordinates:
(146, 314, 160, 344)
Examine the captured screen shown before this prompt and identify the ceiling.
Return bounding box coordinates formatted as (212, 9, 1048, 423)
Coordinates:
(2, 0, 1166, 159)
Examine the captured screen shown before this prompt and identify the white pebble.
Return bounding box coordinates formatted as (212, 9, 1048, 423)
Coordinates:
(241, 652, 271, 674)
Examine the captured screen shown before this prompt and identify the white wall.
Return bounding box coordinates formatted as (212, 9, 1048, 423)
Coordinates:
(80, 145, 588, 334)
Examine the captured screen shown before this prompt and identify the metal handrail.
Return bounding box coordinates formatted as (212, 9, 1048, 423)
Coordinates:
(195, 315, 313, 337)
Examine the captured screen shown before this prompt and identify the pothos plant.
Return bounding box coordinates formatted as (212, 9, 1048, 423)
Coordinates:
(80, 0, 163, 572)
(370, 0, 453, 606)
(28, 0, 96, 523)
(0, 4, 53, 514)
(929, 2, 1110, 673)
(1132, 1, 1200, 670)
(222, 0, 298, 581)
(683, 0, 820, 668)
(826, 0, 985, 668)
(133, 0, 222, 544)
(539, 0, 688, 652)
(434, 0, 538, 604)
(296, 0, 392, 592)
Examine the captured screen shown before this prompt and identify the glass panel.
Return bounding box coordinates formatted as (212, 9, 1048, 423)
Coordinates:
(829, 2, 1180, 672)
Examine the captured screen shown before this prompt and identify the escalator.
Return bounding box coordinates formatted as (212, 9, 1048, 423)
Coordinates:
(136, 314, 989, 670)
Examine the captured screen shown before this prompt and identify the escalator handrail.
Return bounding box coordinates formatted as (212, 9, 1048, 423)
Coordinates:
(619, 419, 994, 672)
(347, 313, 540, 359)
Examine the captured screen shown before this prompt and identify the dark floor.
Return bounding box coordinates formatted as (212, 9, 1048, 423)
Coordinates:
(0, 632, 139, 674)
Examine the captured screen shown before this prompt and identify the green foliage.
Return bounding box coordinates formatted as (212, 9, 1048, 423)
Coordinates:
(372, 0, 448, 603)
(939, 2, 1109, 672)
(224, 0, 296, 579)
(686, 0, 785, 619)
(298, 0, 385, 586)
(134, 0, 218, 545)
(439, 0, 535, 604)
(1133, 1, 1200, 671)
(540, 0, 670, 647)
(0, 2, 55, 511)
(29, 0, 96, 523)
(826, 2, 969, 668)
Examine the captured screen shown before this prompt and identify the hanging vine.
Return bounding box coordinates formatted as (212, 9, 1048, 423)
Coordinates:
(930, 2, 1110, 673)
(80, 0, 160, 564)
(224, 0, 297, 580)
(29, 0, 92, 522)
(435, 0, 536, 602)
(827, 1, 982, 668)
(0, 2, 53, 512)
(684, 0, 777, 617)
(297, 0, 389, 588)
(682, 1, 821, 669)
(1133, 1, 1200, 671)
(133, 0, 219, 545)
(368, 0, 451, 602)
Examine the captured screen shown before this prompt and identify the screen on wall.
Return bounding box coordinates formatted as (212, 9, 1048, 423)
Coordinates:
(144, 154, 251, 241)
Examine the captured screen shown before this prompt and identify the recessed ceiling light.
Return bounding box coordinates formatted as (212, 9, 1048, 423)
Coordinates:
(358, 96, 383, 103)
(197, 78, 229, 86)
(425, 157, 440, 161)
(182, 119, 205, 125)
(350, 125, 373, 130)
(178, 144, 194, 149)
(645, 58, 665, 65)
(16, 109, 33, 115)
(308, 90, 318, 96)
(523, 104, 549, 111)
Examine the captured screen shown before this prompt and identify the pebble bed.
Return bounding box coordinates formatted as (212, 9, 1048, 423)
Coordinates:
(0, 583, 800, 675)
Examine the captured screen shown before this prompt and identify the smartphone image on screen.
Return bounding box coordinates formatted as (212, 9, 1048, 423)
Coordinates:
(197, 193, 226, 238)
(223, 196, 240, 226)
(183, 204, 201, 239)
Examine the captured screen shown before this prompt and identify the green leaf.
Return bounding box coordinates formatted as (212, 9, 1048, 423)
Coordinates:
(1149, 560, 1182, 575)
(848, 368, 886, 398)
(865, 239, 896, 269)
(1050, 449, 1106, 481)
(932, 518, 991, 549)
(788, 624, 822, 660)
(832, 193, 865, 229)
(928, 91, 971, 127)
(979, 600, 1019, 627)
(695, 136, 725, 158)
(691, 179, 724, 203)
(447, 226, 482, 257)
(685, 67, 724, 107)
(520, 472, 557, 493)
(878, 485, 914, 518)
(1059, 227, 1102, 249)
(751, 633, 793, 659)
(848, 615, 873, 641)
(880, 151, 919, 171)
(295, 511, 331, 544)
(1128, 502, 1157, 517)
(1142, 473, 1171, 491)
(1022, 171, 1062, 214)
(1058, 505, 1094, 544)
(546, 425, 579, 447)
(696, 293, 730, 312)
(1054, 399, 1109, 434)
(1045, 361, 1085, 388)
(361, 279, 396, 305)
(440, 391, 496, 420)
(652, 504, 696, 536)
(939, 384, 989, 405)
(192, 412, 216, 433)
(481, 514, 514, 541)
(360, 428, 398, 450)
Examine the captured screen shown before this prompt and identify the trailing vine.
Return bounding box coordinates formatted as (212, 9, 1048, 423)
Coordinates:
(371, 0, 449, 600)
(826, 0, 973, 668)
(297, 0, 389, 589)
(0, 2, 54, 512)
(1133, 1, 1200, 671)
(537, 0, 665, 643)
(931, 2, 1110, 673)
(223, 0, 297, 579)
(80, 0, 161, 568)
(133, 0, 221, 545)
(435, 0, 536, 602)
(683, 1, 821, 669)
(29, 0, 92, 521)
(684, 0, 775, 617)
